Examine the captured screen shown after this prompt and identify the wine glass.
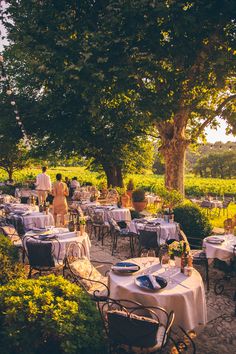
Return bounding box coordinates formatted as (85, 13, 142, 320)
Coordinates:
(140, 250, 148, 274)
(161, 253, 170, 274)
(147, 250, 156, 273)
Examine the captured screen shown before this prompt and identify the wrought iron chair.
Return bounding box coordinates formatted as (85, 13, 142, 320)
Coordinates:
(108, 217, 137, 257)
(217, 198, 232, 218)
(91, 210, 110, 245)
(97, 297, 195, 354)
(214, 245, 236, 316)
(23, 235, 62, 278)
(138, 224, 161, 256)
(180, 230, 209, 290)
(63, 241, 111, 300)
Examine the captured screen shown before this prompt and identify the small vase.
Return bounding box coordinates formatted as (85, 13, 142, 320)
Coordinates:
(174, 256, 181, 268)
(80, 225, 85, 235)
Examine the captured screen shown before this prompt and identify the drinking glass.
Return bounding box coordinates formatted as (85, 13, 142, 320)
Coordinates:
(141, 250, 149, 274)
(161, 253, 170, 274)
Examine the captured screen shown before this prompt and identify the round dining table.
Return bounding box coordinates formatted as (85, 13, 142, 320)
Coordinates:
(129, 217, 180, 244)
(109, 257, 207, 331)
(23, 228, 91, 261)
(203, 234, 236, 262)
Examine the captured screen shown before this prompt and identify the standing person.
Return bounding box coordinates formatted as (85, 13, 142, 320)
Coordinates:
(35, 166, 52, 205)
(70, 176, 80, 198)
(64, 176, 70, 188)
(52, 173, 69, 226)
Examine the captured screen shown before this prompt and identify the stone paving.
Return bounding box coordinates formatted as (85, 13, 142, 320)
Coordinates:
(90, 232, 236, 354)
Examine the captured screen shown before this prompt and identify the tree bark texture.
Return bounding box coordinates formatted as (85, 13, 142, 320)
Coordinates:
(162, 141, 186, 195)
(157, 109, 189, 195)
(103, 164, 124, 188)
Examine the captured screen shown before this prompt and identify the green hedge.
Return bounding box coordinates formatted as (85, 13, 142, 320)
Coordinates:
(174, 203, 213, 240)
(0, 275, 107, 354)
(0, 234, 25, 285)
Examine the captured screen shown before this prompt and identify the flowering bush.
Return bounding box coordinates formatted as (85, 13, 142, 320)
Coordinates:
(0, 275, 107, 354)
(168, 241, 190, 257)
(0, 234, 25, 285)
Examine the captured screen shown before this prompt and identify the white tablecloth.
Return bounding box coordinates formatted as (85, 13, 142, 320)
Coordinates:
(129, 218, 179, 243)
(94, 206, 131, 223)
(203, 235, 236, 261)
(23, 229, 91, 261)
(21, 212, 54, 230)
(108, 208, 131, 222)
(8, 203, 39, 213)
(72, 201, 100, 211)
(109, 257, 207, 330)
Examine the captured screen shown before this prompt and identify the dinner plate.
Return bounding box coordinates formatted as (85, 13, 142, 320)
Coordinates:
(111, 262, 140, 274)
(135, 275, 167, 291)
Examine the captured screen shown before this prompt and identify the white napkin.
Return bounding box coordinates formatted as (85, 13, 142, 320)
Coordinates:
(112, 265, 139, 272)
(148, 275, 162, 290)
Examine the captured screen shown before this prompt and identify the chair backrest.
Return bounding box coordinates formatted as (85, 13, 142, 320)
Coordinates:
(92, 211, 104, 224)
(26, 239, 55, 268)
(139, 226, 160, 250)
(200, 200, 211, 208)
(223, 198, 231, 208)
(98, 298, 174, 350)
(107, 310, 159, 348)
(108, 217, 120, 233)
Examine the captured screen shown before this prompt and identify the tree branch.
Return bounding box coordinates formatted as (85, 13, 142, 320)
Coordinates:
(192, 94, 236, 139)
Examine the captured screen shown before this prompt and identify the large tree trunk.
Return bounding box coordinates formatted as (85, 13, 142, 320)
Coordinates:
(6, 168, 14, 181)
(103, 163, 123, 188)
(157, 109, 189, 196)
(162, 140, 186, 195)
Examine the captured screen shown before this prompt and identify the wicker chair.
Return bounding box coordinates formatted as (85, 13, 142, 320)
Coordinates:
(97, 297, 187, 354)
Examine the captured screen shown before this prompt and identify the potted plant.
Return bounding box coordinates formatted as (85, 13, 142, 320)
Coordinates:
(127, 179, 134, 199)
(132, 189, 147, 212)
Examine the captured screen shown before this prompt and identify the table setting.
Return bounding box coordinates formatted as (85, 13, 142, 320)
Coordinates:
(129, 217, 180, 244)
(109, 256, 207, 330)
(93, 205, 131, 223)
(203, 234, 236, 261)
(21, 227, 91, 261)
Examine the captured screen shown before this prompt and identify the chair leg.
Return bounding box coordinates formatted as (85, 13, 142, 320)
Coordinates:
(112, 233, 117, 256)
(130, 235, 134, 258)
(234, 291, 236, 316)
(205, 260, 209, 291)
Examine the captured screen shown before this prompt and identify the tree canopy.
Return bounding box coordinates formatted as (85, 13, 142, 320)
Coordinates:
(2, 0, 236, 191)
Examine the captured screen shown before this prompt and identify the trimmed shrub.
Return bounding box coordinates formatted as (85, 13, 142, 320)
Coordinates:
(174, 203, 213, 240)
(0, 275, 107, 354)
(0, 234, 25, 285)
(0, 185, 15, 195)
